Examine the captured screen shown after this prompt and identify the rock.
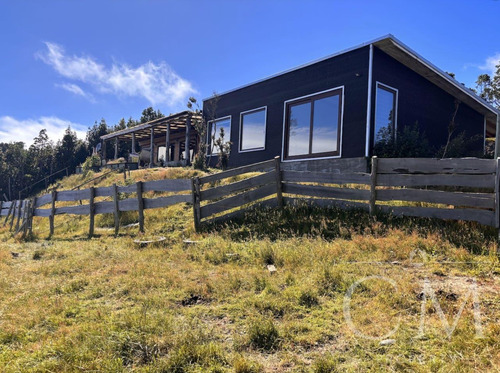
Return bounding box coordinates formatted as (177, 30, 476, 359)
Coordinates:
(10, 252, 19, 258)
(267, 264, 277, 274)
(379, 339, 396, 346)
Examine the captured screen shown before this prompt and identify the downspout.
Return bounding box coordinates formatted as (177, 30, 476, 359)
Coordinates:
(365, 44, 374, 158)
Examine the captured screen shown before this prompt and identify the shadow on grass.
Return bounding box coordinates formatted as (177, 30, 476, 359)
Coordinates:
(201, 203, 497, 254)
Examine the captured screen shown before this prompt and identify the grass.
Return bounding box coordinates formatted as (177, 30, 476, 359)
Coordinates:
(0, 168, 500, 371)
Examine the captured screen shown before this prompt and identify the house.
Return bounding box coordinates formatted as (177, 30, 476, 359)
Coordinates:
(203, 35, 500, 169)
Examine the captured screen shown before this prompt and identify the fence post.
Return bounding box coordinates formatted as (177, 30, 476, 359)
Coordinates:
(15, 200, 24, 233)
(274, 156, 283, 208)
(191, 177, 201, 231)
(28, 197, 36, 236)
(369, 156, 378, 216)
(49, 190, 57, 237)
(4, 200, 14, 226)
(89, 187, 95, 237)
(9, 200, 17, 231)
(496, 158, 500, 249)
(112, 184, 120, 236)
(137, 181, 144, 233)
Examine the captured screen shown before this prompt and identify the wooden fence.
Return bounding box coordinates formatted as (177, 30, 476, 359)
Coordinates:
(1, 156, 499, 238)
(0, 178, 192, 237)
(193, 156, 499, 230)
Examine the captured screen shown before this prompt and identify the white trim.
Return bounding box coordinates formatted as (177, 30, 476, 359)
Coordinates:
(280, 86, 344, 162)
(373, 82, 399, 146)
(238, 106, 267, 153)
(365, 44, 373, 157)
(207, 115, 232, 155)
(484, 116, 487, 155)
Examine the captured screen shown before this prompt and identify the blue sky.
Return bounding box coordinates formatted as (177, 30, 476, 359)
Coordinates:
(1, 0, 499, 146)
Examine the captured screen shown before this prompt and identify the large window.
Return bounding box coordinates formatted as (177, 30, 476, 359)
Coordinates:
(239, 107, 267, 152)
(208, 116, 231, 154)
(284, 88, 343, 159)
(374, 82, 398, 145)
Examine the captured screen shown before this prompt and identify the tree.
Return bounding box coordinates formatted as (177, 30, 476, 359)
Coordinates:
(476, 63, 500, 109)
(55, 126, 86, 173)
(140, 107, 164, 123)
(86, 119, 109, 154)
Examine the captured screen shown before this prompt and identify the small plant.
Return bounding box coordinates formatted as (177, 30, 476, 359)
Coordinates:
(298, 289, 319, 308)
(317, 267, 346, 296)
(213, 127, 232, 170)
(247, 317, 280, 351)
(233, 355, 263, 373)
(313, 354, 339, 373)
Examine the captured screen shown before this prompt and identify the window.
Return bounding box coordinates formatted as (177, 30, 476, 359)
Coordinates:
(284, 88, 343, 159)
(208, 116, 231, 154)
(239, 107, 266, 152)
(374, 82, 398, 145)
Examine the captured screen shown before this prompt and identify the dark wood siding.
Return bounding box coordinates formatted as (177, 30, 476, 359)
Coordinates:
(204, 46, 370, 168)
(370, 47, 484, 156)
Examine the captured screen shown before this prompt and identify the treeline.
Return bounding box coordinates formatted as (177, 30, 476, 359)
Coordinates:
(0, 107, 164, 200)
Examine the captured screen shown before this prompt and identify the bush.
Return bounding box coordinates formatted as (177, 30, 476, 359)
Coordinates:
(81, 154, 101, 175)
(373, 122, 433, 158)
(436, 132, 484, 158)
(247, 318, 280, 351)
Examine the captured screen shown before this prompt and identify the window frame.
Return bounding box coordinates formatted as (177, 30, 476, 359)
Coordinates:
(373, 82, 398, 146)
(282, 86, 344, 161)
(238, 106, 267, 153)
(207, 115, 232, 155)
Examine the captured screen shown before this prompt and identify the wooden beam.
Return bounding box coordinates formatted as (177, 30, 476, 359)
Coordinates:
(112, 184, 120, 236)
(89, 187, 95, 237)
(137, 181, 144, 233)
(49, 190, 57, 237)
(185, 117, 191, 165)
(150, 127, 154, 168)
(495, 115, 500, 159)
(132, 133, 136, 154)
(166, 122, 171, 162)
(114, 138, 118, 160)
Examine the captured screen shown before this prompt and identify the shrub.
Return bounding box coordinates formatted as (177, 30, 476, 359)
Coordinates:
(298, 289, 319, 308)
(313, 354, 339, 373)
(81, 154, 101, 175)
(247, 318, 280, 351)
(373, 122, 433, 158)
(436, 132, 484, 158)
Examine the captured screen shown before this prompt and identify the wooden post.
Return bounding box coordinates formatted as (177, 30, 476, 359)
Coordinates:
(369, 156, 378, 216)
(191, 177, 201, 231)
(89, 187, 95, 237)
(166, 122, 171, 163)
(137, 181, 145, 233)
(150, 127, 155, 168)
(9, 200, 17, 231)
(28, 197, 36, 235)
(15, 200, 23, 233)
(274, 156, 283, 208)
(114, 138, 118, 160)
(65, 168, 69, 177)
(102, 140, 107, 161)
(49, 190, 57, 237)
(495, 158, 500, 250)
(112, 183, 120, 236)
(185, 117, 191, 165)
(495, 115, 500, 159)
(132, 133, 136, 154)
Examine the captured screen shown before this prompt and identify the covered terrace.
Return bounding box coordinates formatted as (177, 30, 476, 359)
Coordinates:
(100, 111, 201, 168)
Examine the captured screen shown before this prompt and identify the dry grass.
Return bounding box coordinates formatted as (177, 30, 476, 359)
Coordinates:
(0, 168, 499, 372)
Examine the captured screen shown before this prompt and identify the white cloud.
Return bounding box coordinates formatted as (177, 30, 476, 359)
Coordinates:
(37, 42, 196, 107)
(478, 52, 500, 75)
(0, 116, 87, 147)
(56, 83, 96, 103)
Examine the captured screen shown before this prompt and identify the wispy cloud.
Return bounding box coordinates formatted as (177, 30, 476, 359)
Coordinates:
(478, 52, 500, 75)
(0, 116, 86, 147)
(56, 83, 96, 103)
(37, 42, 196, 107)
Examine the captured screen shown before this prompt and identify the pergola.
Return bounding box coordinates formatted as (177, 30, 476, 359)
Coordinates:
(100, 111, 202, 167)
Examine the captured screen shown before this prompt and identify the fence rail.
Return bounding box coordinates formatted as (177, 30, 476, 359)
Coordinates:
(2, 156, 500, 238)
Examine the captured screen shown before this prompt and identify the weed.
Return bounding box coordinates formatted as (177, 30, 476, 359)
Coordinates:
(247, 317, 280, 351)
(298, 289, 319, 308)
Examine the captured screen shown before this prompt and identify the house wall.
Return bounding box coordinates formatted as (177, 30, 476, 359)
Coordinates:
(370, 47, 484, 156)
(203, 46, 370, 168)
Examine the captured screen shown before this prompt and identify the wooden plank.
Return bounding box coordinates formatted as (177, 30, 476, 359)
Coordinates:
(282, 183, 370, 201)
(119, 198, 139, 211)
(95, 186, 113, 197)
(204, 198, 278, 224)
(377, 174, 495, 188)
(192, 177, 200, 232)
(377, 188, 495, 209)
(49, 190, 57, 237)
(56, 204, 90, 215)
(137, 182, 144, 233)
(200, 172, 275, 201)
(143, 194, 191, 209)
(4, 201, 14, 226)
(113, 184, 120, 236)
(35, 194, 52, 207)
(142, 179, 192, 192)
(275, 156, 283, 208)
(281, 157, 369, 173)
(9, 200, 17, 231)
(200, 183, 276, 219)
(283, 197, 369, 211)
(281, 170, 370, 185)
(56, 189, 90, 201)
(377, 158, 496, 175)
(94, 201, 114, 214)
(199, 159, 275, 184)
(89, 187, 95, 237)
(33, 208, 51, 217)
(15, 200, 24, 232)
(369, 156, 378, 215)
(378, 205, 495, 227)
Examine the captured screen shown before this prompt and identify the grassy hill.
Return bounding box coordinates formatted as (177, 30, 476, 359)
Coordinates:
(0, 168, 499, 372)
